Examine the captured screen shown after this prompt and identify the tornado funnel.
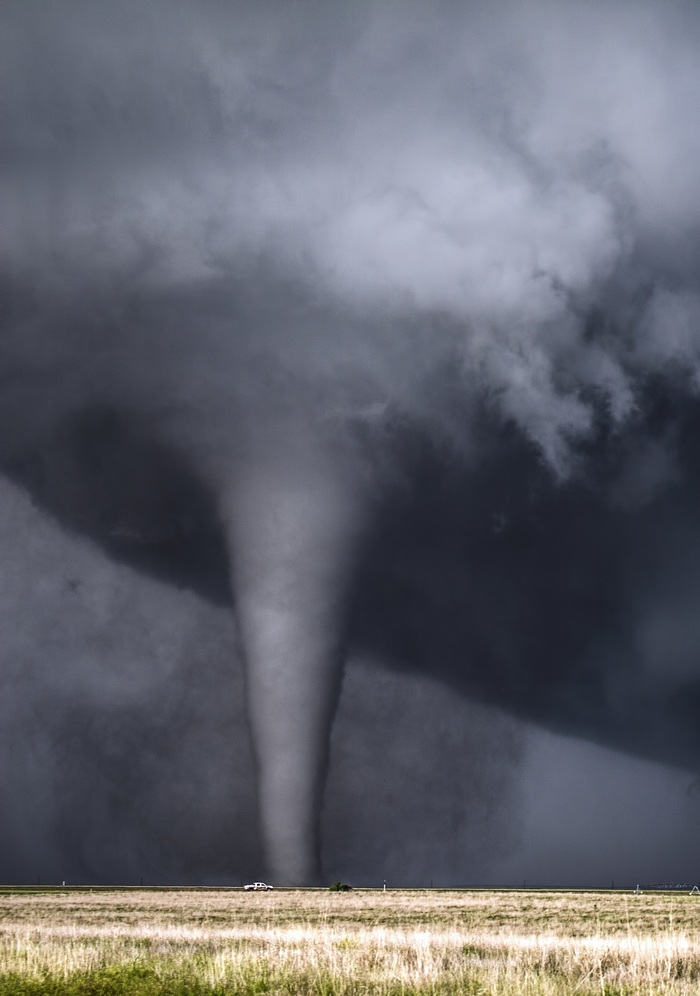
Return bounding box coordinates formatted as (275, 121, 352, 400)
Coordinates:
(223, 455, 361, 884)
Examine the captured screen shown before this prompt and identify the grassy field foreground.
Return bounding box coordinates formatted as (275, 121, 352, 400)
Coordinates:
(1, 887, 700, 994)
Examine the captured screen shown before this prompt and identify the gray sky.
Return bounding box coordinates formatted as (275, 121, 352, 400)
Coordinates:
(3, 0, 700, 884)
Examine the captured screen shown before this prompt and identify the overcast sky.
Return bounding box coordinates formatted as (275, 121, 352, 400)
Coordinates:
(3, 0, 700, 885)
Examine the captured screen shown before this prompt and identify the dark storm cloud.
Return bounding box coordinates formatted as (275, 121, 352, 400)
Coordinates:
(3, 0, 700, 884)
(4, 0, 700, 466)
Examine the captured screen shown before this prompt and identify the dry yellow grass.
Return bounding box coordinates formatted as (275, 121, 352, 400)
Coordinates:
(1, 887, 699, 993)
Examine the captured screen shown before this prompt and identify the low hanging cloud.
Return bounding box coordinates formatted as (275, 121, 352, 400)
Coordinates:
(4, 0, 700, 471)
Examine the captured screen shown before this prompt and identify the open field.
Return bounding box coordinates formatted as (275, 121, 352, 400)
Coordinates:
(1, 888, 700, 994)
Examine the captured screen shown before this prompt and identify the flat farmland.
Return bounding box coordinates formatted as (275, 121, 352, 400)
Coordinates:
(1, 886, 700, 994)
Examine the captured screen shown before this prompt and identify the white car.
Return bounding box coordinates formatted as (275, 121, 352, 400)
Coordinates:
(244, 881, 274, 891)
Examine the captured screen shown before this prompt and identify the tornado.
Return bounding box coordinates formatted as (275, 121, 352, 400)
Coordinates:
(222, 449, 362, 884)
(9, 0, 700, 889)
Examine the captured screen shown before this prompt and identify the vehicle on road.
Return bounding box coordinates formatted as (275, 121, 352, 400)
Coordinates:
(244, 882, 274, 891)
